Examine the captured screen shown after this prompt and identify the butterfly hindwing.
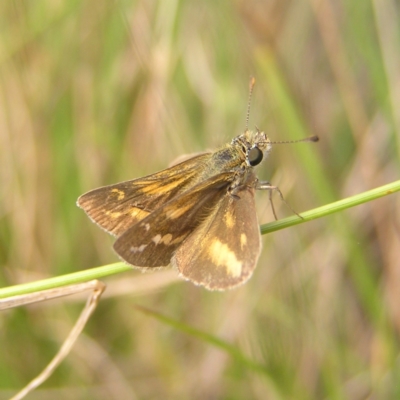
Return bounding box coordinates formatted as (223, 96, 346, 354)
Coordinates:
(172, 173, 261, 290)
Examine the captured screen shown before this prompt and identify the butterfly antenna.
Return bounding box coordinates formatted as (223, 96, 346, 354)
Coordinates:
(245, 77, 256, 131)
(270, 135, 319, 145)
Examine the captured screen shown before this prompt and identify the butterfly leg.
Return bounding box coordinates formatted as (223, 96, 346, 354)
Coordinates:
(255, 180, 304, 220)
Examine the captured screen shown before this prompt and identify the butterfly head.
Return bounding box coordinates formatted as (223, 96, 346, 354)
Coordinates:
(232, 129, 272, 168)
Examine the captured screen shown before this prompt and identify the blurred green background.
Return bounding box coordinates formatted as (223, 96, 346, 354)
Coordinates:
(1, 1, 399, 399)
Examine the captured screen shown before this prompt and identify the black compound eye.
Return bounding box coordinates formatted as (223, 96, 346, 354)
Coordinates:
(248, 147, 263, 166)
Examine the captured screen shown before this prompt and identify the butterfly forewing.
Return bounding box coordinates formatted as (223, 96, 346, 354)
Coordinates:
(77, 153, 212, 236)
(113, 172, 233, 267)
(172, 173, 261, 290)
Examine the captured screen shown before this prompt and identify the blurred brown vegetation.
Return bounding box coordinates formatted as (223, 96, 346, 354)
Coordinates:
(0, 1, 399, 399)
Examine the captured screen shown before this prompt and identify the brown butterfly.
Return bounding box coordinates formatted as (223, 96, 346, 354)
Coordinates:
(77, 79, 318, 290)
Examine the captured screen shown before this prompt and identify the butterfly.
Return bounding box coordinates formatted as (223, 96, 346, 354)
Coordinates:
(77, 79, 318, 290)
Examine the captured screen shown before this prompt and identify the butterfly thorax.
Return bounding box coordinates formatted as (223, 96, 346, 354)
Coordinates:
(199, 130, 271, 191)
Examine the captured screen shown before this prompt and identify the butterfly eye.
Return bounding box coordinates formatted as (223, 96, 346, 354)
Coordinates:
(248, 147, 263, 166)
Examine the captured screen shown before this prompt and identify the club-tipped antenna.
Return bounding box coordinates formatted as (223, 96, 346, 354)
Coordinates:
(245, 77, 256, 131)
(269, 135, 319, 145)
